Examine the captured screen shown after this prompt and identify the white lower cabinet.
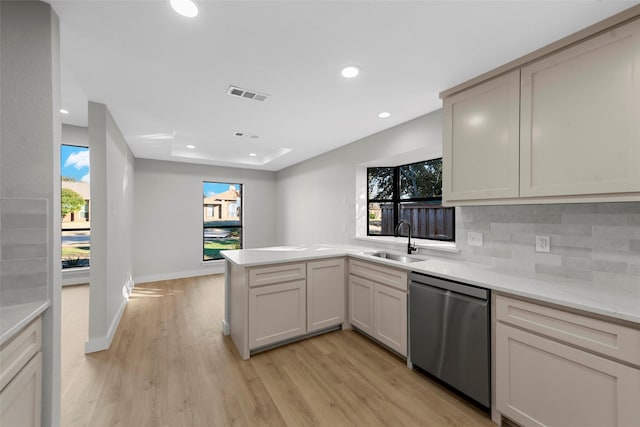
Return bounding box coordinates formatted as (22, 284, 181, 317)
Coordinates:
(307, 258, 345, 333)
(0, 352, 42, 427)
(0, 317, 42, 427)
(249, 280, 307, 350)
(495, 295, 640, 427)
(348, 259, 408, 357)
(348, 275, 374, 336)
(373, 283, 407, 356)
(244, 258, 348, 355)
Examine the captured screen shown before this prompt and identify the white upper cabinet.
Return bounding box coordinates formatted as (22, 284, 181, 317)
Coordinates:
(520, 19, 640, 197)
(442, 13, 640, 205)
(443, 70, 520, 202)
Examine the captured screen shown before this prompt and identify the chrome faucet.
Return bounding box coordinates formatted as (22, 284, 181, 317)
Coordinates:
(395, 220, 417, 255)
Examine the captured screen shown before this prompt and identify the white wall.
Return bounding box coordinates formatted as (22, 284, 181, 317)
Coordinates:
(276, 110, 443, 246)
(0, 2, 62, 425)
(62, 123, 88, 147)
(133, 159, 277, 283)
(86, 102, 135, 353)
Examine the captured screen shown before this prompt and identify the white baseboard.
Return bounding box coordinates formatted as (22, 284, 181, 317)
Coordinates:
(84, 277, 134, 354)
(134, 264, 225, 285)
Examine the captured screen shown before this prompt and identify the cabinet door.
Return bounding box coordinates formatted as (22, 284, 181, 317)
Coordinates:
(443, 70, 521, 202)
(374, 284, 407, 357)
(307, 258, 345, 333)
(249, 280, 306, 350)
(0, 317, 41, 390)
(348, 275, 374, 336)
(0, 352, 42, 427)
(496, 323, 640, 427)
(520, 19, 640, 197)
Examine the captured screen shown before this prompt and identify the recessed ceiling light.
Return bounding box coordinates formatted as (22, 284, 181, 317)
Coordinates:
(378, 112, 391, 119)
(234, 132, 244, 137)
(60, 109, 69, 114)
(170, 0, 198, 18)
(250, 135, 259, 139)
(186, 145, 196, 149)
(341, 66, 360, 79)
(249, 153, 257, 157)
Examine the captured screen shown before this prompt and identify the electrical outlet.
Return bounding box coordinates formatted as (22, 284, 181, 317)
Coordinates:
(536, 235, 550, 253)
(468, 231, 483, 247)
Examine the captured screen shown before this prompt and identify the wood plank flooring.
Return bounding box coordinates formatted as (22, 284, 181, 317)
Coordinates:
(61, 275, 495, 426)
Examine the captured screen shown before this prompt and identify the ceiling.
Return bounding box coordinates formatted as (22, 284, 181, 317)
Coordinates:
(49, 0, 639, 171)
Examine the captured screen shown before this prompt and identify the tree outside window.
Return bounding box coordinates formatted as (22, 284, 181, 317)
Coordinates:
(368, 159, 454, 241)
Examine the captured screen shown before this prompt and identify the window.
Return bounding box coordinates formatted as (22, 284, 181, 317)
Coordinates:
(203, 181, 243, 261)
(61, 144, 91, 269)
(367, 158, 454, 241)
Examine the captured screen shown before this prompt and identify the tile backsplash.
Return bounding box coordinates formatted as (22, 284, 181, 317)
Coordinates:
(453, 202, 640, 288)
(0, 198, 49, 306)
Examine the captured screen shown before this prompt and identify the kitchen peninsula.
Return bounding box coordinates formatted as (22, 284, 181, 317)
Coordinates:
(223, 246, 640, 348)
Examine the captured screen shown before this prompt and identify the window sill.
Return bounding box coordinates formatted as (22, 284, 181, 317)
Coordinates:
(354, 235, 460, 254)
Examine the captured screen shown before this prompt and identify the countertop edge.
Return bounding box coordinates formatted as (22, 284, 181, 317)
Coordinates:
(0, 300, 50, 347)
(221, 247, 369, 267)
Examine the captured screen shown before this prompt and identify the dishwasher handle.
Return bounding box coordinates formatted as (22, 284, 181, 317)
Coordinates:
(410, 273, 488, 300)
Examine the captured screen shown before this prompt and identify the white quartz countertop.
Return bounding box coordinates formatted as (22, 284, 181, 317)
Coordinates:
(0, 300, 49, 346)
(222, 246, 640, 325)
(221, 245, 373, 266)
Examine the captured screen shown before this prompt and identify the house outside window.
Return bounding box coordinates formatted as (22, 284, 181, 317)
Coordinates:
(367, 158, 454, 241)
(203, 181, 243, 261)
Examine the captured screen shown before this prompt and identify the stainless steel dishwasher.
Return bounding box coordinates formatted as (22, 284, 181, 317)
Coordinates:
(409, 272, 490, 408)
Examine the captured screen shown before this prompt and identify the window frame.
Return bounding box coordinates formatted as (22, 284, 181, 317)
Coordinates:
(367, 158, 455, 242)
(202, 181, 244, 262)
(61, 143, 91, 269)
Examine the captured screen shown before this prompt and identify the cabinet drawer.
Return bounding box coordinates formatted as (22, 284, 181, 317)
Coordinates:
(496, 295, 640, 367)
(0, 317, 42, 391)
(248, 262, 306, 288)
(349, 259, 407, 291)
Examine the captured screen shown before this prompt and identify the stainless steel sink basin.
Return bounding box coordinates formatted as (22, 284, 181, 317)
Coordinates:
(369, 252, 423, 263)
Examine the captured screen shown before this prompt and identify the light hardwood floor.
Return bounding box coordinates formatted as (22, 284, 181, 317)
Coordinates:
(61, 275, 495, 426)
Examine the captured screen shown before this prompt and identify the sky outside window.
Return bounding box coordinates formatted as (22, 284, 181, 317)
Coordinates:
(61, 145, 90, 182)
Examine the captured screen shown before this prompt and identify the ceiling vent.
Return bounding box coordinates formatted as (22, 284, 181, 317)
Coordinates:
(227, 86, 269, 102)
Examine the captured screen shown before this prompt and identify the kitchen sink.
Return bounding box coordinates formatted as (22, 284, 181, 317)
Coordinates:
(369, 252, 423, 263)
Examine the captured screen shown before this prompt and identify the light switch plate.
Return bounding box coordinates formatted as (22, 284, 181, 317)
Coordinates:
(468, 231, 483, 247)
(536, 235, 550, 253)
